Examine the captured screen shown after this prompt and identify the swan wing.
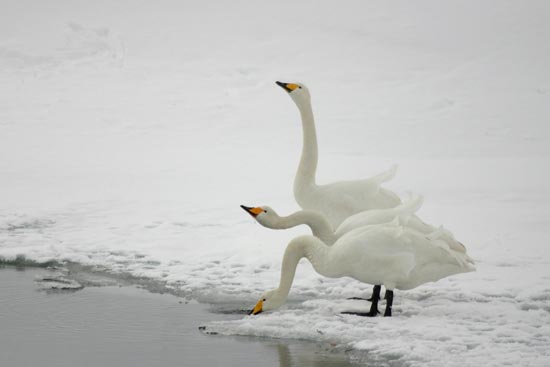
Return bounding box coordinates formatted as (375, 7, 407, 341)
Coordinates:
(332, 165, 398, 195)
(407, 217, 467, 253)
(397, 195, 424, 225)
(334, 210, 397, 238)
(335, 227, 417, 285)
(370, 164, 398, 186)
(334, 225, 474, 290)
(334, 195, 422, 238)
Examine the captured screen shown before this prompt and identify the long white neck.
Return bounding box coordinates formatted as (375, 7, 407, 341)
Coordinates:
(293, 99, 318, 193)
(275, 211, 336, 245)
(273, 236, 330, 306)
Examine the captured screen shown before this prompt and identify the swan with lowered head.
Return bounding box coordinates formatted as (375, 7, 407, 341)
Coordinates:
(276, 81, 401, 229)
(248, 221, 475, 317)
(242, 196, 468, 314)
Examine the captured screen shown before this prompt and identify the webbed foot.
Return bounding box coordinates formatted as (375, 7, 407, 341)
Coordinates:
(341, 310, 380, 317)
(346, 297, 372, 301)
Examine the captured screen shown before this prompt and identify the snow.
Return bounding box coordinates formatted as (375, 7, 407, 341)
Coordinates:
(1, 0, 549, 365)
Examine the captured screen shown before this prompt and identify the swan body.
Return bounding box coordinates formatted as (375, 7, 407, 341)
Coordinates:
(250, 224, 475, 315)
(276, 81, 401, 228)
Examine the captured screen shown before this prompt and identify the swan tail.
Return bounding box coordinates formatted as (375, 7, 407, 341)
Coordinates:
(427, 225, 454, 240)
(454, 251, 476, 270)
(434, 239, 475, 269)
(454, 241, 467, 253)
(427, 226, 468, 253)
(427, 226, 443, 240)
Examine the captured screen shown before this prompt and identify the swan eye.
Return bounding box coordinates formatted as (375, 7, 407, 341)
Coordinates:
(298, 86, 302, 89)
(263, 298, 266, 301)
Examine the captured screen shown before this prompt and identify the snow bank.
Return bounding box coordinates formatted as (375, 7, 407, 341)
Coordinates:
(1, 0, 549, 364)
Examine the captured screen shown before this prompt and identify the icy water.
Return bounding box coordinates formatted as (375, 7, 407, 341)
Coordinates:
(0, 266, 361, 367)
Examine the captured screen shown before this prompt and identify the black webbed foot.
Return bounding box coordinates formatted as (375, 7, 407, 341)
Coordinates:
(341, 310, 379, 317)
(346, 297, 371, 301)
(346, 285, 381, 302)
(342, 285, 382, 316)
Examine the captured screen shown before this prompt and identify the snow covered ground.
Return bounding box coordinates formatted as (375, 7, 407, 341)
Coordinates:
(1, 1, 549, 365)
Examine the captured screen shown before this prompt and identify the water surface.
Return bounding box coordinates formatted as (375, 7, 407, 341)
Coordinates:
(0, 266, 361, 367)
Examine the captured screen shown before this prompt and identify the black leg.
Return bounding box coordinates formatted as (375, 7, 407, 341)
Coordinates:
(368, 285, 381, 315)
(342, 285, 381, 317)
(384, 290, 393, 317)
(346, 285, 381, 302)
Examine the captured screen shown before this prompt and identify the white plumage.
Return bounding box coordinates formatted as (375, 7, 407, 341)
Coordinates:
(249, 220, 475, 315)
(246, 82, 476, 317)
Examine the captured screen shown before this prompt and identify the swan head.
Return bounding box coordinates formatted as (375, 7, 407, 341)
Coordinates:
(249, 289, 286, 315)
(275, 81, 311, 106)
(240, 205, 281, 229)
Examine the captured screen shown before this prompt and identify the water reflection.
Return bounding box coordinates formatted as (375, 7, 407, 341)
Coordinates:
(276, 344, 360, 367)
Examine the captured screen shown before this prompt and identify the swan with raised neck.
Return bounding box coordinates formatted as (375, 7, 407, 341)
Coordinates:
(276, 81, 402, 228)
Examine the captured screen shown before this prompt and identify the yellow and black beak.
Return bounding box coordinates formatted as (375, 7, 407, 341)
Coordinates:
(240, 205, 264, 218)
(276, 81, 300, 93)
(248, 299, 263, 315)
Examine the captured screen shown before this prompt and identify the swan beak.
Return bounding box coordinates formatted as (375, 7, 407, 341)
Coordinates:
(240, 205, 264, 218)
(275, 81, 299, 93)
(249, 300, 263, 315)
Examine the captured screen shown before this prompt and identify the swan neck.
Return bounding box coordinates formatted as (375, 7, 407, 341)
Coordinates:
(276, 237, 330, 301)
(295, 101, 318, 188)
(281, 211, 336, 245)
(275, 240, 304, 300)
